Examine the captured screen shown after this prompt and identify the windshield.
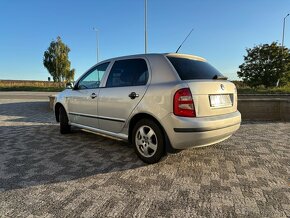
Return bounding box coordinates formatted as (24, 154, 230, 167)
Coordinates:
(167, 56, 224, 80)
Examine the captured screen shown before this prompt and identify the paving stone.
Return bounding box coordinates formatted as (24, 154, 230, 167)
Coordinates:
(0, 99, 289, 217)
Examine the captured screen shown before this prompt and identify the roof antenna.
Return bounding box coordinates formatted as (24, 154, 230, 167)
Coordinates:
(175, 28, 194, 53)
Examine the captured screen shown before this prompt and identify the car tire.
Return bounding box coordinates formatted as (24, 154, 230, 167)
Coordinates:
(132, 119, 165, 164)
(59, 106, 71, 134)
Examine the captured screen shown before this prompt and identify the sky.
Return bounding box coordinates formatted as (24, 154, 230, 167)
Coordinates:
(0, 0, 289, 81)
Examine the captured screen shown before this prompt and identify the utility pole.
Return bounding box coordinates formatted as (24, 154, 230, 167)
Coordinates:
(55, 40, 58, 82)
(282, 14, 289, 48)
(145, 0, 148, 54)
(93, 27, 99, 63)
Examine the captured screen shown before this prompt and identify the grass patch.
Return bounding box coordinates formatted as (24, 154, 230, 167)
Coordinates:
(0, 80, 65, 92)
(1, 81, 289, 94)
(0, 86, 65, 92)
(237, 86, 290, 94)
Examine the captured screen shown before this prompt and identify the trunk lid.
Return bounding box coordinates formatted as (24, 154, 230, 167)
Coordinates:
(186, 80, 237, 117)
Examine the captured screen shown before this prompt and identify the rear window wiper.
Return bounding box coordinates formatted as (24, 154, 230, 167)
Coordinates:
(212, 75, 228, 80)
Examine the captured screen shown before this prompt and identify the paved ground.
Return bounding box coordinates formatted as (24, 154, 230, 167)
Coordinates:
(0, 99, 289, 217)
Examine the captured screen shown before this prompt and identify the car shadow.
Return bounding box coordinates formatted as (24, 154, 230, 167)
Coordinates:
(0, 101, 146, 191)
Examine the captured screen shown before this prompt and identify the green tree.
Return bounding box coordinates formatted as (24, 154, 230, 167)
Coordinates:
(43, 36, 75, 82)
(237, 42, 290, 87)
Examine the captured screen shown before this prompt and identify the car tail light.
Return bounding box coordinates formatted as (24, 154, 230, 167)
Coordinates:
(174, 88, 196, 117)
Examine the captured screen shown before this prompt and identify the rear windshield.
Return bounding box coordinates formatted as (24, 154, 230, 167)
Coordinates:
(167, 56, 224, 80)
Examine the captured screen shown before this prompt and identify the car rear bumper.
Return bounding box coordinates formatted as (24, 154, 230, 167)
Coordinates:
(161, 111, 241, 149)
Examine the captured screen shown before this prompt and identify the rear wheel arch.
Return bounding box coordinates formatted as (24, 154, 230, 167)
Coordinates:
(129, 114, 159, 142)
(128, 113, 175, 153)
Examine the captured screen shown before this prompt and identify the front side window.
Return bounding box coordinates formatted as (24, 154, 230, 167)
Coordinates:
(106, 59, 148, 88)
(78, 62, 109, 89)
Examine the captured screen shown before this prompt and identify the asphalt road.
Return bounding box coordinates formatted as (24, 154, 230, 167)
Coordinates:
(0, 91, 59, 99)
(0, 98, 289, 217)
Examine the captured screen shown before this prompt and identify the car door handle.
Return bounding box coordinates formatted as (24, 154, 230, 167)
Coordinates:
(90, 93, 97, 99)
(128, 92, 139, 99)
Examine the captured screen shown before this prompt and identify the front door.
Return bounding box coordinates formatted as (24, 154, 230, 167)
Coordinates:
(97, 58, 149, 133)
(67, 62, 109, 128)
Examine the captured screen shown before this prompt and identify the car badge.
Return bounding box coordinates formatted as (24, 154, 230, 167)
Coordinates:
(221, 84, 225, 90)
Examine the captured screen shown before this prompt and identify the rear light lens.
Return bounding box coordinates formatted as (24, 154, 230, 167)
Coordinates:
(174, 88, 196, 117)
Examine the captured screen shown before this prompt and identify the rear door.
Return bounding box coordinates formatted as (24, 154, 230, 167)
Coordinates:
(167, 56, 237, 117)
(97, 58, 149, 133)
(67, 62, 109, 128)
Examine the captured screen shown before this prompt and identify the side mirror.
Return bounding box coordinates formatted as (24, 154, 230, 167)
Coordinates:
(66, 82, 74, 89)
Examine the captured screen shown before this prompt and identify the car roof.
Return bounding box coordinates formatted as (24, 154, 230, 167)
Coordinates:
(98, 53, 206, 64)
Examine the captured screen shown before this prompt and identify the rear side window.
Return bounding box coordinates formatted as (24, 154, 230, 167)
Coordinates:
(167, 56, 224, 80)
(106, 59, 148, 87)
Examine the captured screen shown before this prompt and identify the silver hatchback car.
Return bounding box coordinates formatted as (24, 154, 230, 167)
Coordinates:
(54, 53, 241, 163)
